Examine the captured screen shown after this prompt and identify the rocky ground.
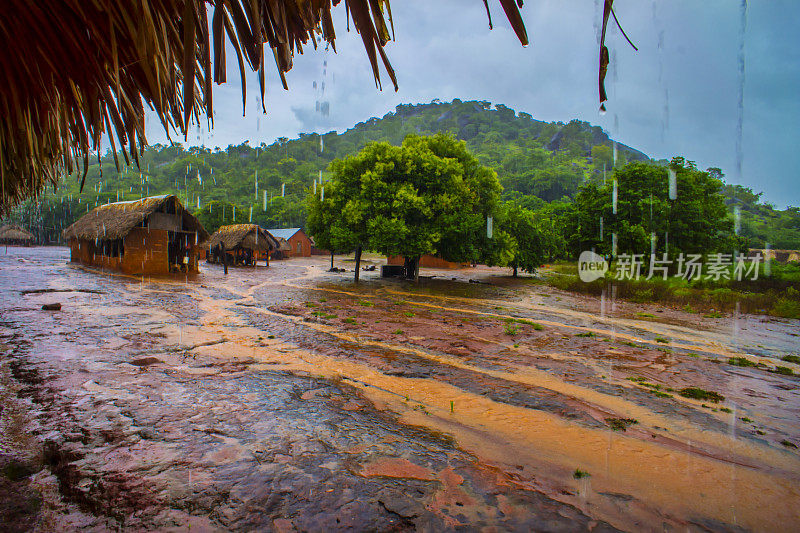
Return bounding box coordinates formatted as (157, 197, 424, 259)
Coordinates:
(1, 247, 798, 532)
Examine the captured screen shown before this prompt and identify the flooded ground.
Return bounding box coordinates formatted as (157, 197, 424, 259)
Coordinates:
(1, 246, 798, 532)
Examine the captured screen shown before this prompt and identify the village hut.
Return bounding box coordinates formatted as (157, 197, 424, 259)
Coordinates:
(205, 224, 279, 267)
(271, 237, 293, 260)
(266, 228, 313, 258)
(62, 195, 209, 275)
(0, 224, 35, 245)
(0, 1, 533, 216)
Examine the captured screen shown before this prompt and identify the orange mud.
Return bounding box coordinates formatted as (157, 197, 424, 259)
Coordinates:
(3, 250, 799, 531)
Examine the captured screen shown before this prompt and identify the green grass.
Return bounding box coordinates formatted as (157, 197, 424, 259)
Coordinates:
(728, 357, 760, 368)
(312, 311, 338, 320)
(637, 312, 655, 318)
(393, 329, 404, 335)
(781, 355, 800, 364)
(503, 322, 520, 336)
(720, 407, 733, 414)
(573, 469, 590, 479)
(506, 317, 545, 330)
(358, 300, 374, 307)
(304, 302, 318, 308)
(403, 311, 415, 318)
(780, 440, 797, 449)
(679, 387, 725, 403)
(704, 311, 723, 318)
(741, 417, 753, 423)
(319, 297, 327, 303)
(342, 317, 357, 325)
(655, 336, 669, 343)
(575, 331, 596, 338)
(773, 366, 794, 376)
(268, 335, 275, 339)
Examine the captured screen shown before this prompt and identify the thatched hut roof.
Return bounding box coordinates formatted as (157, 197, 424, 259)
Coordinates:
(0, 224, 34, 242)
(62, 195, 209, 241)
(0, 1, 535, 216)
(205, 224, 279, 251)
(275, 237, 292, 252)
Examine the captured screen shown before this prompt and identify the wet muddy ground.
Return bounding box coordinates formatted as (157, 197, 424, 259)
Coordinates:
(1, 247, 798, 532)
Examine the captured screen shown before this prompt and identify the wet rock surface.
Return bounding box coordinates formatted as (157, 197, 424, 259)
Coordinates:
(1, 247, 798, 531)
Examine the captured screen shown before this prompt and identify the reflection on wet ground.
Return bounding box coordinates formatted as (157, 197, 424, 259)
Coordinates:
(0, 247, 798, 531)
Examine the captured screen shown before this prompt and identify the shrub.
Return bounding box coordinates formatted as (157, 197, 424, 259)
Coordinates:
(679, 387, 725, 403)
(605, 418, 638, 431)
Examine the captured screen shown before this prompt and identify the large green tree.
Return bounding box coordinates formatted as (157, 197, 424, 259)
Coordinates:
(500, 202, 565, 277)
(308, 134, 507, 281)
(564, 158, 738, 260)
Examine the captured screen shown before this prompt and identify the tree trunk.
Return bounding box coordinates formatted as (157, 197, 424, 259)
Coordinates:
(513, 264, 518, 277)
(402, 256, 417, 280)
(330, 251, 334, 270)
(354, 246, 362, 283)
(222, 243, 228, 275)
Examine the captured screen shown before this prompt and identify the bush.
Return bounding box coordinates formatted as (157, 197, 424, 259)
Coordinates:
(679, 387, 725, 403)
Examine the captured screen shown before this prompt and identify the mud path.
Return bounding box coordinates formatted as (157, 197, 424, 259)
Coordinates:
(1, 248, 798, 531)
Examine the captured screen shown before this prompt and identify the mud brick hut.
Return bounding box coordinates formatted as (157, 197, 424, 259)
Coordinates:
(266, 228, 313, 258)
(205, 224, 279, 266)
(62, 195, 209, 275)
(386, 255, 468, 269)
(0, 224, 35, 246)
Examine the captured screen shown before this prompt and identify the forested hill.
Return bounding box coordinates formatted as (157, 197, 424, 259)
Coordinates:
(10, 99, 800, 248)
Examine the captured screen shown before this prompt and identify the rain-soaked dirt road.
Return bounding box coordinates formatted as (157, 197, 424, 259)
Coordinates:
(1, 246, 799, 532)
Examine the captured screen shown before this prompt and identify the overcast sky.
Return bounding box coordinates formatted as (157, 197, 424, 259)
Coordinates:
(145, 1, 800, 208)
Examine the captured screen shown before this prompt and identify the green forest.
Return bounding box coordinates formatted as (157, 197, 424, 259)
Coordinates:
(5, 99, 799, 255)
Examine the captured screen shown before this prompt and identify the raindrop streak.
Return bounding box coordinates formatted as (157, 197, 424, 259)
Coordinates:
(599, 216, 604, 240)
(734, 206, 741, 235)
(735, 0, 748, 178)
(668, 168, 678, 200)
(487, 216, 493, 239)
(612, 233, 618, 257)
(612, 180, 618, 214)
(263, 190, 268, 210)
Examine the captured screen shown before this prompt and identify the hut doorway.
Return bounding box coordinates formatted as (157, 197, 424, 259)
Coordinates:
(168, 231, 191, 272)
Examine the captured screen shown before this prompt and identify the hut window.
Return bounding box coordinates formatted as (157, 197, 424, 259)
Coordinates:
(99, 239, 124, 257)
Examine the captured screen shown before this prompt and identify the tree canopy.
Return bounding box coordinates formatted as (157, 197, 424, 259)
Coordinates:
(307, 134, 506, 279)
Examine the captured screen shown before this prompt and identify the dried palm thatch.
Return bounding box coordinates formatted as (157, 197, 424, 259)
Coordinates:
(0, 224, 34, 242)
(205, 224, 279, 251)
(275, 237, 292, 252)
(1, 0, 532, 216)
(62, 194, 209, 241)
